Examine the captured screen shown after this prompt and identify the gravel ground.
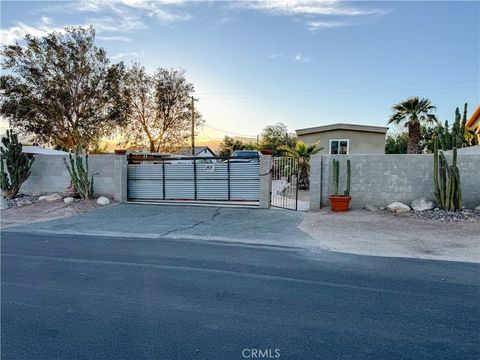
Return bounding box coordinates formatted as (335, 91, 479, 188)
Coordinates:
(412, 208, 480, 222)
(6, 194, 41, 208)
(300, 208, 480, 263)
(1, 195, 112, 229)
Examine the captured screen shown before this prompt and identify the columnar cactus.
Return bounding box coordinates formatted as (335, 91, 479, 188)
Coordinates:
(64, 153, 95, 200)
(433, 136, 462, 211)
(438, 104, 468, 151)
(344, 159, 351, 197)
(332, 159, 352, 197)
(0, 130, 34, 199)
(332, 159, 339, 195)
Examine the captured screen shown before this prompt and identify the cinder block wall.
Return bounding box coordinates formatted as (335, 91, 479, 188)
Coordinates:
(20, 154, 127, 201)
(317, 154, 480, 209)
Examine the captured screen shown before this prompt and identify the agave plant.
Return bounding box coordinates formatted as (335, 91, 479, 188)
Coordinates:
(279, 141, 323, 190)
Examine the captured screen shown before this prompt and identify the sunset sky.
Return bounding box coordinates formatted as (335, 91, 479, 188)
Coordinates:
(1, 1, 479, 142)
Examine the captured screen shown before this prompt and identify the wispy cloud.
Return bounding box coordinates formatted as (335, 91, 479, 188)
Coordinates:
(238, 0, 387, 17)
(110, 50, 146, 60)
(97, 35, 132, 42)
(0, 17, 68, 46)
(235, 0, 389, 31)
(73, 0, 191, 25)
(307, 20, 346, 30)
(268, 53, 285, 58)
(294, 53, 313, 63)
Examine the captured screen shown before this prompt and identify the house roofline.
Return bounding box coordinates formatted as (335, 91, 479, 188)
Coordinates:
(466, 106, 480, 128)
(296, 123, 389, 136)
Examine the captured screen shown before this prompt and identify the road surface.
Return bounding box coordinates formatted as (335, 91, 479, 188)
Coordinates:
(1, 231, 479, 359)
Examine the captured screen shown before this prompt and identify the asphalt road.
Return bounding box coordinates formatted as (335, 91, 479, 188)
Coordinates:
(1, 231, 479, 360)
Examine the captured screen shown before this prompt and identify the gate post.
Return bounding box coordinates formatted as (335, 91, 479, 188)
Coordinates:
(113, 155, 128, 202)
(309, 154, 322, 211)
(259, 154, 272, 209)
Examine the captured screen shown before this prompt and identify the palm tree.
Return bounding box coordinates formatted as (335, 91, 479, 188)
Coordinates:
(280, 141, 323, 190)
(388, 97, 438, 154)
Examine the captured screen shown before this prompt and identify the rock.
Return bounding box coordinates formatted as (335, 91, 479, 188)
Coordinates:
(476, 205, 480, 211)
(365, 204, 377, 211)
(411, 197, 435, 212)
(32, 191, 41, 197)
(386, 202, 411, 213)
(64, 197, 75, 204)
(17, 199, 33, 207)
(0, 196, 9, 210)
(40, 193, 63, 202)
(97, 196, 110, 206)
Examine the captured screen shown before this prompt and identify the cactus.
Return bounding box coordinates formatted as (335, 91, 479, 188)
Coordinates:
(332, 159, 339, 195)
(0, 130, 35, 199)
(344, 159, 351, 196)
(438, 104, 468, 151)
(433, 136, 462, 211)
(64, 153, 95, 200)
(332, 159, 352, 197)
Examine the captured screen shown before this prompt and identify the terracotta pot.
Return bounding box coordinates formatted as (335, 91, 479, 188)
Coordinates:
(114, 149, 127, 155)
(329, 195, 352, 212)
(260, 149, 273, 155)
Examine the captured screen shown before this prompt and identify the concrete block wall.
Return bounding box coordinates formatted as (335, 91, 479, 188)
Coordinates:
(312, 154, 480, 209)
(20, 154, 127, 201)
(259, 155, 272, 208)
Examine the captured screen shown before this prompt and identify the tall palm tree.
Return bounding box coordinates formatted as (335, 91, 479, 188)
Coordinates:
(280, 141, 323, 190)
(388, 97, 438, 154)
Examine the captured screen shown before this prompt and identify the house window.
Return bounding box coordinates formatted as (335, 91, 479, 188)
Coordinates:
(329, 139, 349, 154)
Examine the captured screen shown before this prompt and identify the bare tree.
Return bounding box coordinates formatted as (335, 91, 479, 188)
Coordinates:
(121, 65, 203, 153)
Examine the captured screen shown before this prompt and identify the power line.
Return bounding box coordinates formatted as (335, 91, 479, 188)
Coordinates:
(196, 79, 478, 95)
(198, 85, 478, 101)
(203, 124, 257, 138)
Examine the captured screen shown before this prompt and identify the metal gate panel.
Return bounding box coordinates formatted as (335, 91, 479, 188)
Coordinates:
(127, 157, 260, 202)
(270, 157, 299, 210)
(197, 181, 229, 200)
(165, 180, 195, 199)
(127, 164, 164, 199)
(230, 180, 259, 200)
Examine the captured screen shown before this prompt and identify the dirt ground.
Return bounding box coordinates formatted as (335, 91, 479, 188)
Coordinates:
(299, 208, 480, 263)
(1, 200, 108, 229)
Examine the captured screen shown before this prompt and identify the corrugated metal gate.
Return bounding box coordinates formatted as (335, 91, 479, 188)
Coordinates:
(127, 156, 260, 202)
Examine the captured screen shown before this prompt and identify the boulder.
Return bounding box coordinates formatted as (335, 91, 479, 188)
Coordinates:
(365, 204, 377, 211)
(386, 202, 410, 213)
(476, 205, 480, 211)
(40, 193, 63, 202)
(64, 197, 75, 204)
(0, 196, 9, 210)
(411, 197, 435, 212)
(97, 196, 110, 206)
(17, 199, 33, 207)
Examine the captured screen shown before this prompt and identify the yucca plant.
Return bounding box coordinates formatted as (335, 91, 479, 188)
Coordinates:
(64, 153, 95, 200)
(0, 130, 35, 199)
(279, 141, 323, 190)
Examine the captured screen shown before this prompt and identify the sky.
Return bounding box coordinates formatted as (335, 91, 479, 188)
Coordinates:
(1, 0, 479, 142)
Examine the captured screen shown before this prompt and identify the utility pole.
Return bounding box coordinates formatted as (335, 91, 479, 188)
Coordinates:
(191, 96, 197, 156)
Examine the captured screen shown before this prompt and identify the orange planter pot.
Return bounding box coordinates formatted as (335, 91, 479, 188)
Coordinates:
(329, 195, 352, 212)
